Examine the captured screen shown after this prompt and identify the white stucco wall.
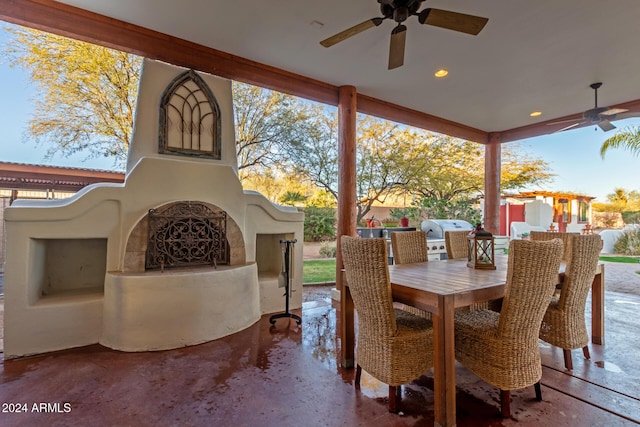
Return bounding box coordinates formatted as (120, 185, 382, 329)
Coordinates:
(126, 59, 238, 175)
(524, 199, 554, 227)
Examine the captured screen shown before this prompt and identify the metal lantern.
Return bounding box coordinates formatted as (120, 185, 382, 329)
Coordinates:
(467, 227, 496, 270)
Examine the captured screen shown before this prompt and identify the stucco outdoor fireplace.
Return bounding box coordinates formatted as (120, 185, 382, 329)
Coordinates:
(3, 59, 304, 358)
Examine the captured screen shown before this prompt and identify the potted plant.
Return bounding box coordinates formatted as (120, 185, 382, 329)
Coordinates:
(521, 232, 530, 240)
(390, 207, 411, 227)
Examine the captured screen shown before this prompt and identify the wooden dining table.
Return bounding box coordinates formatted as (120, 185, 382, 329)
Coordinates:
(340, 255, 605, 427)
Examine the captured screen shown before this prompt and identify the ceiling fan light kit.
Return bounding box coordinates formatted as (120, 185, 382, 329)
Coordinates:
(319, 0, 489, 70)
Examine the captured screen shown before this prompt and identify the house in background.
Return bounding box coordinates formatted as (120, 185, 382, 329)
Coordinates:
(499, 191, 595, 236)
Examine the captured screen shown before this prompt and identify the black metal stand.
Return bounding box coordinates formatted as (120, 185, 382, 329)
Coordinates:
(269, 239, 302, 325)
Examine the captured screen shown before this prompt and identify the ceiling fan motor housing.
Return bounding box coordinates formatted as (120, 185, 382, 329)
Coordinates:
(584, 107, 609, 121)
(380, 0, 424, 22)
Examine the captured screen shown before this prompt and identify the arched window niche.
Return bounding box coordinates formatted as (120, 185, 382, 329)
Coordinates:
(159, 69, 221, 159)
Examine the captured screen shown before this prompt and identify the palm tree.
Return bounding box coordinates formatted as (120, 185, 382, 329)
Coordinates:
(600, 127, 640, 158)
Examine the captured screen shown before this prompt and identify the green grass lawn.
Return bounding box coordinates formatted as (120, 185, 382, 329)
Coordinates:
(303, 259, 336, 283)
(599, 256, 640, 264)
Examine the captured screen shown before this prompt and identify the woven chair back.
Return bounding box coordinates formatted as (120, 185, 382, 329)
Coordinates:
(445, 230, 470, 260)
(391, 231, 428, 264)
(557, 234, 602, 314)
(498, 239, 563, 339)
(530, 231, 578, 262)
(341, 236, 397, 337)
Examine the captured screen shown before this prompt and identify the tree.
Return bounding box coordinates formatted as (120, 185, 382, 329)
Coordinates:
(4, 26, 141, 168)
(410, 140, 553, 200)
(593, 187, 640, 213)
(501, 144, 554, 191)
(232, 82, 317, 181)
(288, 110, 554, 223)
(408, 136, 484, 201)
(4, 27, 317, 175)
(279, 191, 307, 206)
(600, 127, 640, 159)
(287, 113, 429, 222)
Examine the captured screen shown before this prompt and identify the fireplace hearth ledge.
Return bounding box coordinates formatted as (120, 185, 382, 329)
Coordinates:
(101, 263, 261, 352)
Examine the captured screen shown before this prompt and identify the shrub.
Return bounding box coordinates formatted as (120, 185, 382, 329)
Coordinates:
(593, 212, 623, 229)
(622, 211, 640, 225)
(303, 207, 336, 242)
(417, 196, 482, 224)
(318, 242, 337, 258)
(613, 227, 640, 255)
(389, 207, 409, 219)
(381, 218, 398, 227)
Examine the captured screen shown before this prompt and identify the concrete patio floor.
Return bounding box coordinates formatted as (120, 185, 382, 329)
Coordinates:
(1, 277, 639, 426)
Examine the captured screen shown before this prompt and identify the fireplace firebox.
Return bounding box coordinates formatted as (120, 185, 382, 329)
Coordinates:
(145, 201, 229, 271)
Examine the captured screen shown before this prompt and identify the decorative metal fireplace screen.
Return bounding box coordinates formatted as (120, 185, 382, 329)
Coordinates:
(146, 201, 229, 271)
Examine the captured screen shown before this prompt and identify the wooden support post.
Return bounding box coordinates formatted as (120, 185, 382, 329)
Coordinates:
(337, 85, 357, 368)
(484, 133, 501, 235)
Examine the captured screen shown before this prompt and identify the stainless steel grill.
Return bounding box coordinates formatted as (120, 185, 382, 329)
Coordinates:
(420, 219, 474, 239)
(420, 219, 474, 261)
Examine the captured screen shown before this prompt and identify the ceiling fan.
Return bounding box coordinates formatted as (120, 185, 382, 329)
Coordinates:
(319, 0, 489, 70)
(549, 83, 630, 132)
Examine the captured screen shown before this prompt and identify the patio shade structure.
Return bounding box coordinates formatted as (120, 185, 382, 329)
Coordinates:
(3, 1, 640, 426)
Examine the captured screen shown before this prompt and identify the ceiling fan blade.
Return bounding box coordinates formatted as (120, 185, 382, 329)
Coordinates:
(554, 122, 584, 133)
(600, 107, 629, 116)
(320, 17, 384, 48)
(546, 117, 583, 125)
(388, 24, 407, 70)
(610, 111, 640, 120)
(418, 8, 489, 35)
(598, 120, 616, 132)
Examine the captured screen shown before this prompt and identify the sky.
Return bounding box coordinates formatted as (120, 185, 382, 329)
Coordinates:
(1, 29, 639, 202)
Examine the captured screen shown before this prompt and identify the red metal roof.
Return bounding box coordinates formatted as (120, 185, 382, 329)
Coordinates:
(0, 161, 124, 192)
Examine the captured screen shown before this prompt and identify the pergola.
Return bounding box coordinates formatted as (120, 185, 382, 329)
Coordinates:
(2, 1, 640, 422)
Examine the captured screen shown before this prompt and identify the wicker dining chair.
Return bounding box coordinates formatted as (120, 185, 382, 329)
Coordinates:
(391, 230, 428, 265)
(531, 231, 580, 293)
(444, 229, 497, 312)
(390, 231, 432, 319)
(444, 230, 470, 260)
(539, 234, 602, 370)
(341, 235, 434, 413)
(454, 238, 563, 418)
(530, 231, 579, 263)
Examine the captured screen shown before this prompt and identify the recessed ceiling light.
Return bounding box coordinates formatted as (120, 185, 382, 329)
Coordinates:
(530, 111, 542, 117)
(434, 69, 448, 78)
